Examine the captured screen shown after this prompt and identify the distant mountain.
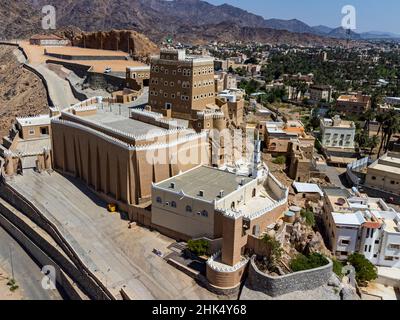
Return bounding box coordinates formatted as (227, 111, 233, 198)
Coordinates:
(0, 0, 372, 46)
(311, 25, 334, 35)
(263, 19, 316, 34)
(327, 27, 362, 40)
(360, 31, 400, 40)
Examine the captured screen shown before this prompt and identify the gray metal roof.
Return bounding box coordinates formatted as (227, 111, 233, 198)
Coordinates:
(156, 166, 253, 202)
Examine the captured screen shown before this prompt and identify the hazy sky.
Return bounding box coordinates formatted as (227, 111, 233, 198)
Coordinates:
(207, 0, 400, 34)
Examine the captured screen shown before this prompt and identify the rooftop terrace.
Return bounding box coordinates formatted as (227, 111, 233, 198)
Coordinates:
(155, 166, 253, 202)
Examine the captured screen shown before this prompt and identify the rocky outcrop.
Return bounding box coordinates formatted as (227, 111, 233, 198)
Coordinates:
(0, 45, 48, 137)
(59, 29, 159, 61)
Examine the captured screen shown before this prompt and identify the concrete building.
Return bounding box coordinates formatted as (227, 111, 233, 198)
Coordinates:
(365, 152, 400, 196)
(149, 49, 215, 120)
(29, 34, 70, 46)
(320, 116, 355, 149)
(264, 121, 315, 155)
(335, 92, 371, 116)
(152, 153, 288, 289)
(323, 188, 400, 267)
(309, 85, 332, 104)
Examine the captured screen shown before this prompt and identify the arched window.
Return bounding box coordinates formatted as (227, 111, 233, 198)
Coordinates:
(252, 188, 257, 198)
(186, 205, 192, 213)
(171, 201, 177, 208)
(231, 202, 235, 210)
(156, 197, 162, 204)
(201, 210, 209, 217)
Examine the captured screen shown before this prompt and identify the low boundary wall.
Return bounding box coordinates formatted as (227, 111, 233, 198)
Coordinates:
(247, 256, 333, 297)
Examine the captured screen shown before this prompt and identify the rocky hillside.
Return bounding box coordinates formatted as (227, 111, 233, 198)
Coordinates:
(1, 0, 357, 46)
(0, 0, 41, 39)
(58, 28, 159, 58)
(0, 46, 48, 137)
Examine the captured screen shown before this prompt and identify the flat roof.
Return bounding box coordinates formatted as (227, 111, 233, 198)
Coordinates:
(333, 212, 366, 226)
(83, 112, 164, 137)
(16, 115, 50, 127)
(155, 166, 253, 202)
(293, 182, 323, 196)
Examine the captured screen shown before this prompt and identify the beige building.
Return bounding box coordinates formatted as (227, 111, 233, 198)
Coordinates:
(214, 72, 237, 93)
(336, 92, 371, 116)
(309, 85, 332, 104)
(51, 97, 210, 216)
(152, 162, 288, 290)
(365, 152, 400, 196)
(16, 115, 51, 140)
(288, 140, 315, 183)
(265, 121, 315, 155)
(126, 66, 150, 90)
(149, 49, 215, 120)
(29, 34, 70, 46)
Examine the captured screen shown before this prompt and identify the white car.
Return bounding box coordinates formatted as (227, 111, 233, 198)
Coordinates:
(104, 67, 112, 74)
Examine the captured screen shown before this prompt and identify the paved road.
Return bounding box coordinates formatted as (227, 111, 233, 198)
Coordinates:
(34, 64, 79, 110)
(0, 226, 62, 300)
(8, 171, 219, 300)
(317, 163, 348, 189)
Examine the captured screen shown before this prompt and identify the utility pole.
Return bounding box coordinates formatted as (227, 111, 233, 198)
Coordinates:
(9, 246, 14, 280)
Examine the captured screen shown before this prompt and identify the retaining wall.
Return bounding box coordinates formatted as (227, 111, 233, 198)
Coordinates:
(0, 182, 114, 300)
(0, 205, 83, 300)
(248, 256, 333, 297)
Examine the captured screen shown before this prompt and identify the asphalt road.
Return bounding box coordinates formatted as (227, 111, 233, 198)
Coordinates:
(34, 64, 79, 110)
(0, 226, 62, 300)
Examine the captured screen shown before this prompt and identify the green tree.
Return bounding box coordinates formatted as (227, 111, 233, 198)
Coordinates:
(262, 234, 283, 270)
(301, 209, 316, 227)
(187, 239, 209, 256)
(290, 253, 329, 272)
(272, 156, 286, 165)
(347, 253, 378, 286)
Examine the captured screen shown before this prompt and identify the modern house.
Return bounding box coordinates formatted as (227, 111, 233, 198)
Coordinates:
(322, 188, 400, 267)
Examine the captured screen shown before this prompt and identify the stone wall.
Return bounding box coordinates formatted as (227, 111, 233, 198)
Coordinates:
(248, 256, 333, 297)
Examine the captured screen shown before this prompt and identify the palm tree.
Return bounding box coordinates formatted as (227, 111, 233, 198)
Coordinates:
(376, 113, 390, 156)
(383, 113, 400, 153)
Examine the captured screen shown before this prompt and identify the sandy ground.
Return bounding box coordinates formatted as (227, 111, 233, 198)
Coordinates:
(0, 267, 22, 300)
(18, 41, 145, 73)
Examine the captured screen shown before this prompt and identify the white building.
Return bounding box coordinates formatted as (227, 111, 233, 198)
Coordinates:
(323, 188, 400, 268)
(320, 115, 355, 149)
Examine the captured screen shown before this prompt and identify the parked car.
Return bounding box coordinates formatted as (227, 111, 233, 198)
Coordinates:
(104, 67, 112, 74)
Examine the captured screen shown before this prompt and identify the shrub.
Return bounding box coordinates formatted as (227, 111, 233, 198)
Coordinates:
(290, 253, 329, 272)
(347, 253, 378, 286)
(262, 234, 283, 271)
(332, 259, 344, 279)
(187, 239, 209, 257)
(301, 209, 316, 227)
(272, 156, 286, 165)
